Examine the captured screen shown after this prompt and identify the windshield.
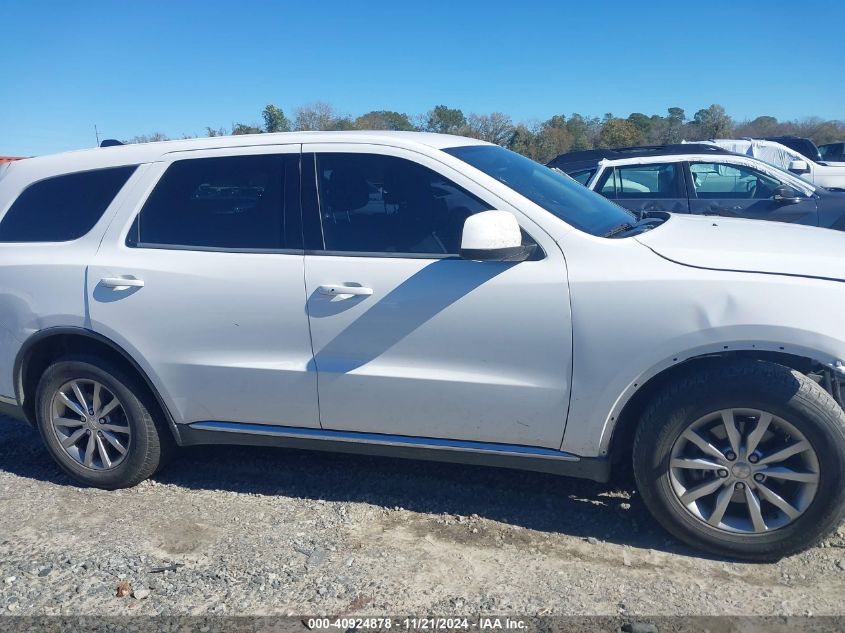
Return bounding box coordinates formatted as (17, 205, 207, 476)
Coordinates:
(443, 145, 634, 237)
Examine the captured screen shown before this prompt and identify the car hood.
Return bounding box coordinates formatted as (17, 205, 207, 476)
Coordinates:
(634, 214, 845, 282)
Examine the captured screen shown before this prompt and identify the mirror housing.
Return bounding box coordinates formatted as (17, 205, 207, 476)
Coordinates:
(788, 159, 810, 175)
(460, 210, 530, 261)
(772, 185, 802, 205)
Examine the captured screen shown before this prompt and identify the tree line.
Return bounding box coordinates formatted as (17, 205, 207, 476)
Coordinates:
(128, 103, 845, 164)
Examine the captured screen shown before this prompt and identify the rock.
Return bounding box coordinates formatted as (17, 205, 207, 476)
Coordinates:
(132, 588, 150, 600)
(623, 551, 632, 567)
(307, 548, 326, 566)
(116, 580, 131, 598)
(4, 577, 15, 585)
(37, 567, 51, 577)
(586, 537, 599, 545)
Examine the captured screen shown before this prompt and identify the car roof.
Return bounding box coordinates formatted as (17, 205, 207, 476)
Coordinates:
(6, 131, 491, 182)
(547, 144, 731, 169)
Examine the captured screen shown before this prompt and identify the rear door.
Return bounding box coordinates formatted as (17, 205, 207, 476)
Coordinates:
(87, 145, 320, 428)
(595, 162, 688, 215)
(686, 161, 818, 225)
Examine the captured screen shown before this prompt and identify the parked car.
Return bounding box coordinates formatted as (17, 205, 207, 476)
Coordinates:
(702, 139, 845, 191)
(549, 144, 845, 228)
(763, 136, 824, 162)
(2, 131, 845, 561)
(820, 142, 845, 165)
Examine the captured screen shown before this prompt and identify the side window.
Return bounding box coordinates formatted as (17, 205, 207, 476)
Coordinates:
(568, 169, 595, 186)
(129, 155, 295, 250)
(598, 168, 618, 198)
(0, 166, 136, 242)
(314, 153, 493, 255)
(690, 162, 785, 200)
(606, 163, 683, 199)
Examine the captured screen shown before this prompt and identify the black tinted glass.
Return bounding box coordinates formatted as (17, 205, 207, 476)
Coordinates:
(0, 166, 136, 242)
(315, 153, 491, 255)
(131, 155, 290, 250)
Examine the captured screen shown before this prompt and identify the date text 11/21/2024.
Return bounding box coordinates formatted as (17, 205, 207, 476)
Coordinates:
(305, 617, 528, 630)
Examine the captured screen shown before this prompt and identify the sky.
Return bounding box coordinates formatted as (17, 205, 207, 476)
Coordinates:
(1, 0, 843, 156)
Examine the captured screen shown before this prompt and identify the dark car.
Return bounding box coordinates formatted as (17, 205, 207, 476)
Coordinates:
(763, 136, 824, 162)
(549, 144, 845, 231)
(820, 142, 845, 163)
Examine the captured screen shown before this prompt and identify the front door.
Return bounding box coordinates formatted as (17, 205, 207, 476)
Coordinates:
(596, 162, 689, 215)
(686, 161, 818, 225)
(87, 146, 320, 428)
(301, 145, 573, 448)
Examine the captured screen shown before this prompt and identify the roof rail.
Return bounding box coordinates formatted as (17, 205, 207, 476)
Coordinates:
(100, 139, 124, 148)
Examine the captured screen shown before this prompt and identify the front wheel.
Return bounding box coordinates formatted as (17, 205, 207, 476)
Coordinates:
(35, 355, 171, 489)
(633, 360, 845, 561)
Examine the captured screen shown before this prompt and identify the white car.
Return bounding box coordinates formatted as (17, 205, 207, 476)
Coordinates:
(703, 139, 845, 191)
(1, 131, 844, 561)
(548, 144, 845, 229)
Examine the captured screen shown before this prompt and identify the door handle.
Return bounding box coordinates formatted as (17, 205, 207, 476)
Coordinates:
(100, 276, 145, 290)
(318, 284, 373, 298)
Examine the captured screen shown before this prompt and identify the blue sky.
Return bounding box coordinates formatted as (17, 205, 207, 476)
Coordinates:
(2, 0, 843, 156)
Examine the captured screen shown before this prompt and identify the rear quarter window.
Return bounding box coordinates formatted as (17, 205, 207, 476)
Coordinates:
(0, 166, 136, 242)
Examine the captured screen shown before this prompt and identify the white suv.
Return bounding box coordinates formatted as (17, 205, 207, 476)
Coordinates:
(1, 131, 844, 561)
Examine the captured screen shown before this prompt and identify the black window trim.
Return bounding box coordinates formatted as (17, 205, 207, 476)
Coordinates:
(0, 164, 139, 244)
(302, 150, 545, 261)
(126, 153, 305, 254)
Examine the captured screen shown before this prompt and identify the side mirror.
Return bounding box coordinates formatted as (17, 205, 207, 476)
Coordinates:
(772, 185, 802, 205)
(460, 210, 531, 261)
(788, 159, 810, 175)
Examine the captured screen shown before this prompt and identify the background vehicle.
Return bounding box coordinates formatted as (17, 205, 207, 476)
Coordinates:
(2, 132, 845, 561)
(549, 144, 845, 228)
(702, 138, 845, 191)
(820, 143, 845, 165)
(763, 136, 824, 162)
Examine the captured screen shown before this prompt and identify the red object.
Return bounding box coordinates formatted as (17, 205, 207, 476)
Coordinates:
(0, 156, 25, 164)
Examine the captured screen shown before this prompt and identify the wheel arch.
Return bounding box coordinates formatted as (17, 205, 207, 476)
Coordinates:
(13, 327, 182, 444)
(604, 348, 834, 467)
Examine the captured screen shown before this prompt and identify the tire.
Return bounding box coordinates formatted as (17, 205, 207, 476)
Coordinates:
(35, 355, 173, 489)
(633, 359, 845, 561)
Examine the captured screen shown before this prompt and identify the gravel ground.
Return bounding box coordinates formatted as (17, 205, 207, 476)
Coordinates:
(1, 414, 844, 618)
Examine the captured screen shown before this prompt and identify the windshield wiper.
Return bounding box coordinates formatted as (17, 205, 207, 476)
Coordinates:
(603, 222, 634, 238)
(604, 216, 665, 239)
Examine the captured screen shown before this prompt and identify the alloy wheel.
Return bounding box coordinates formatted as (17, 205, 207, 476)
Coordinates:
(49, 379, 131, 470)
(669, 408, 819, 533)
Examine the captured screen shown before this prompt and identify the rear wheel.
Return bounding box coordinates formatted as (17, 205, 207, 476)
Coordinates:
(35, 355, 171, 489)
(633, 359, 845, 560)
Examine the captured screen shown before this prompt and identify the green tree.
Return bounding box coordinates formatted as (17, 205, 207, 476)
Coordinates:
(262, 104, 291, 133)
(205, 126, 226, 137)
(231, 123, 263, 135)
(598, 118, 643, 148)
(566, 113, 601, 150)
(689, 104, 733, 140)
(533, 115, 573, 162)
(425, 105, 466, 135)
(627, 112, 652, 138)
(355, 110, 415, 131)
(507, 124, 537, 158)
